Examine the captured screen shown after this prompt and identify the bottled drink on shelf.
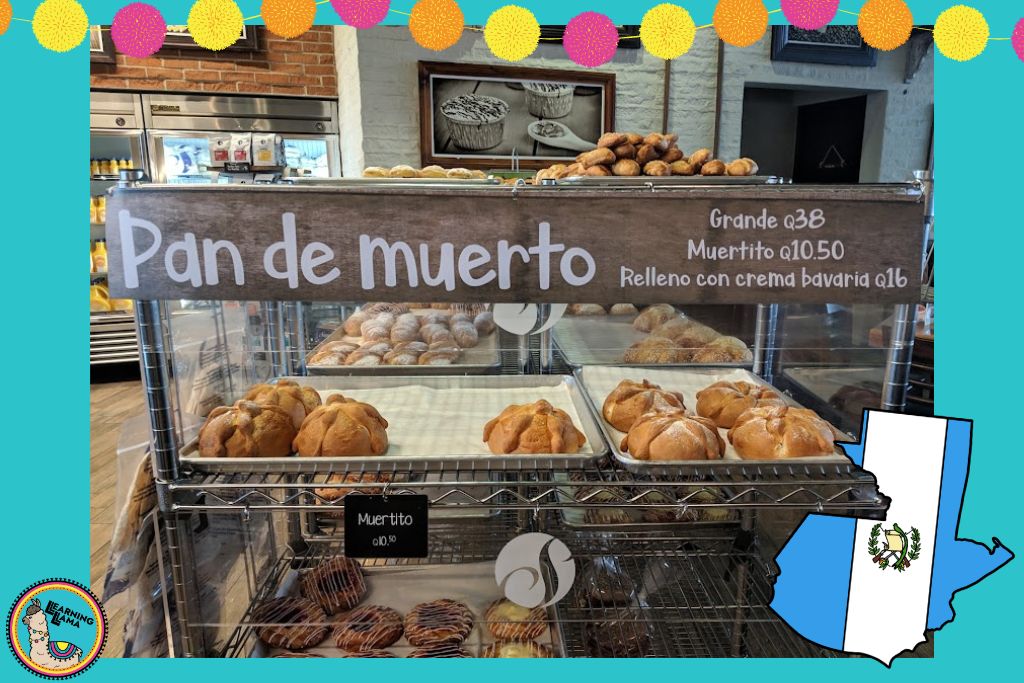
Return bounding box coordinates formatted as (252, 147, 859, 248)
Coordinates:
(89, 197, 98, 223)
(90, 159, 100, 176)
(92, 239, 108, 273)
(97, 195, 106, 223)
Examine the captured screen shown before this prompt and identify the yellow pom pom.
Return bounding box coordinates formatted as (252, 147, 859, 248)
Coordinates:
(410, 0, 464, 51)
(32, 0, 88, 53)
(934, 5, 989, 62)
(188, 0, 243, 52)
(640, 4, 696, 59)
(484, 5, 540, 62)
(262, 0, 316, 39)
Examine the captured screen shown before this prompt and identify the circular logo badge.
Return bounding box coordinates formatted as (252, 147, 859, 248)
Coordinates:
(495, 533, 576, 608)
(7, 579, 106, 678)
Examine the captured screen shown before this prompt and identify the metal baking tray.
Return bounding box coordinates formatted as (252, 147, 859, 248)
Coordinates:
(286, 177, 501, 187)
(250, 561, 566, 658)
(180, 374, 609, 474)
(552, 315, 752, 368)
(554, 175, 782, 187)
(305, 323, 502, 376)
(574, 366, 852, 475)
(558, 506, 739, 533)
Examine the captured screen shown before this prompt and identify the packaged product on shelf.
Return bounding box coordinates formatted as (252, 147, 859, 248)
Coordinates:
(90, 160, 100, 176)
(210, 134, 231, 166)
(230, 133, 253, 164)
(89, 197, 97, 223)
(92, 239, 108, 272)
(252, 133, 284, 168)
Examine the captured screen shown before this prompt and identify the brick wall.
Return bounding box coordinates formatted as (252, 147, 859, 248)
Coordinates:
(89, 27, 337, 98)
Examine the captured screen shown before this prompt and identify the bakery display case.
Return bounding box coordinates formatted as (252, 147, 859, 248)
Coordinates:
(109, 174, 927, 658)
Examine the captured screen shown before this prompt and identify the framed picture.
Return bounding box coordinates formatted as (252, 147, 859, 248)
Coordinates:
(771, 26, 878, 67)
(539, 25, 642, 49)
(89, 26, 116, 64)
(161, 25, 261, 52)
(419, 61, 616, 171)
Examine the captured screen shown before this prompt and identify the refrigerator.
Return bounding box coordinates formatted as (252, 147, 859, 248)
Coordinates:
(90, 91, 147, 366)
(142, 94, 341, 183)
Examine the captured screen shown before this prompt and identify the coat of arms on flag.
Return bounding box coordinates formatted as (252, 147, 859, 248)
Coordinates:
(868, 523, 922, 572)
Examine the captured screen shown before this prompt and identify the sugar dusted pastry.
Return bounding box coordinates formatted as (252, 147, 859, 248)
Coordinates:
(198, 401, 296, 458)
(690, 336, 753, 363)
(452, 319, 478, 348)
(244, 380, 322, 429)
(729, 405, 840, 459)
(652, 318, 720, 349)
(623, 337, 689, 364)
(474, 311, 495, 335)
(696, 380, 785, 429)
(620, 410, 725, 461)
(633, 303, 677, 332)
(602, 379, 686, 432)
(483, 399, 586, 455)
(343, 310, 369, 336)
(293, 394, 389, 457)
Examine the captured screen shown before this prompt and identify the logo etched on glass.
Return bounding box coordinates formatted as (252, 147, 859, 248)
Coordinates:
(495, 533, 576, 608)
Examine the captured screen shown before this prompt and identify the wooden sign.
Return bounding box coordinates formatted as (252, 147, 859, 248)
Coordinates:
(105, 184, 925, 304)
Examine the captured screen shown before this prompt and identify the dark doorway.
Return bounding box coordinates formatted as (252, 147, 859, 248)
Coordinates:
(792, 95, 867, 183)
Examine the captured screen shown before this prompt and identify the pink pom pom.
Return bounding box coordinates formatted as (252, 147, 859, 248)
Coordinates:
(780, 0, 840, 31)
(111, 3, 166, 58)
(330, 0, 390, 29)
(563, 11, 619, 68)
(1013, 18, 1024, 62)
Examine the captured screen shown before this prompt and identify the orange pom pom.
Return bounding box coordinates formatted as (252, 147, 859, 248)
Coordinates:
(410, 0, 464, 51)
(262, 0, 317, 39)
(858, 0, 913, 51)
(713, 0, 769, 48)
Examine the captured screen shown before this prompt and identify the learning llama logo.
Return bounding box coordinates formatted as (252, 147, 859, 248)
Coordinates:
(7, 579, 106, 678)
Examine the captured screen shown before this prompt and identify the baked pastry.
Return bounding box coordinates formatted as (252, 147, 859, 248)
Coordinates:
(635, 143, 660, 165)
(624, 132, 644, 146)
(726, 159, 753, 176)
(576, 147, 616, 169)
(582, 559, 635, 606)
(611, 158, 641, 176)
(691, 336, 754, 363)
(645, 132, 678, 152)
(729, 405, 840, 459)
(344, 349, 384, 367)
(452, 319, 479, 347)
(612, 142, 636, 159)
(384, 340, 427, 365)
(585, 164, 612, 177)
(404, 599, 474, 646)
(829, 383, 881, 417)
(555, 162, 584, 179)
(485, 598, 548, 641)
(670, 160, 697, 176)
(638, 491, 689, 523)
(360, 315, 393, 342)
(419, 348, 459, 365)
(420, 165, 447, 178)
(701, 159, 727, 176)
(253, 597, 330, 650)
(483, 400, 586, 455)
(661, 147, 684, 164)
(633, 304, 677, 331)
(586, 612, 651, 657)
(389, 165, 421, 178)
(474, 311, 495, 335)
(333, 605, 404, 651)
(597, 132, 627, 148)
(244, 380, 322, 430)
(389, 313, 420, 343)
(742, 157, 759, 174)
(441, 94, 509, 150)
(609, 303, 639, 315)
(293, 394, 389, 457)
(300, 557, 367, 615)
(419, 311, 449, 326)
(652, 318, 720, 349)
(408, 644, 473, 658)
(602, 379, 686, 432)
(644, 160, 671, 176)
(198, 401, 296, 458)
(314, 472, 392, 517)
(621, 410, 725, 461)
(363, 302, 410, 316)
(689, 148, 711, 167)
(622, 337, 688, 364)
(343, 310, 369, 336)
(696, 381, 785, 429)
(420, 322, 450, 344)
(584, 492, 632, 525)
(568, 303, 607, 315)
(362, 167, 388, 178)
(524, 82, 575, 118)
(481, 642, 552, 658)
(272, 652, 323, 658)
(338, 650, 396, 658)
(470, 169, 487, 179)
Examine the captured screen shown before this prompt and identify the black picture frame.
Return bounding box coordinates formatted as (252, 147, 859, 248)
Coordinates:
(770, 26, 877, 67)
(89, 26, 117, 64)
(539, 25, 642, 50)
(161, 25, 261, 53)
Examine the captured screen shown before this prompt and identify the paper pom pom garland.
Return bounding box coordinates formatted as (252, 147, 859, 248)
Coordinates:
(714, 0, 769, 48)
(779, 0, 839, 30)
(110, 3, 166, 58)
(262, 0, 317, 39)
(331, 0, 391, 29)
(1013, 18, 1024, 63)
(410, 0, 464, 51)
(564, 11, 619, 67)
(934, 5, 990, 62)
(187, 0, 243, 51)
(640, 3, 696, 60)
(0, 0, 12, 37)
(858, 0, 914, 51)
(32, 0, 89, 53)
(484, 5, 540, 62)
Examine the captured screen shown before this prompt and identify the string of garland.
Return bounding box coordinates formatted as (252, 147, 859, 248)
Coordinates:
(0, 1, 1021, 64)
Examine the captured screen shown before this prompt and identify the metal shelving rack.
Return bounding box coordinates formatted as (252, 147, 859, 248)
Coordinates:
(120, 177, 928, 659)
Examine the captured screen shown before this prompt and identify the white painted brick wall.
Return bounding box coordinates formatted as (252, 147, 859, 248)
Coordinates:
(335, 27, 932, 182)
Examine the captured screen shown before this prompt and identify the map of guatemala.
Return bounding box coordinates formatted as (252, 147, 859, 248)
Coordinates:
(772, 412, 1014, 665)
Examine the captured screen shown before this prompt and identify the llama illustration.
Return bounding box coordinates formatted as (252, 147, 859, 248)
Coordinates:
(21, 599, 83, 670)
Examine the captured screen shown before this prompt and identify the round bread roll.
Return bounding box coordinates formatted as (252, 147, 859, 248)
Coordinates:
(293, 394, 389, 456)
(620, 409, 725, 461)
(691, 335, 754, 363)
(198, 401, 296, 458)
(633, 303, 677, 331)
(388, 164, 420, 178)
(622, 337, 689, 364)
(728, 405, 840, 459)
(726, 159, 753, 176)
(636, 144, 660, 166)
(624, 132, 644, 146)
(643, 160, 671, 176)
(612, 158, 641, 176)
(483, 399, 586, 454)
(742, 157, 759, 174)
(602, 378, 686, 432)
(651, 318, 721, 350)
(609, 303, 639, 315)
(670, 160, 697, 176)
(362, 167, 388, 178)
(598, 132, 627, 148)
(420, 165, 447, 178)
(661, 147, 684, 163)
(612, 142, 637, 159)
(555, 162, 585, 179)
(696, 380, 785, 428)
(701, 159, 727, 176)
(244, 380, 322, 430)
(688, 148, 712, 167)
(446, 167, 473, 179)
(569, 303, 607, 315)
(470, 169, 487, 179)
(585, 164, 613, 176)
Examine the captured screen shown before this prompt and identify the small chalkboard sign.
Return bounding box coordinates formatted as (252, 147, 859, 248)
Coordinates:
(224, 162, 252, 173)
(344, 494, 429, 558)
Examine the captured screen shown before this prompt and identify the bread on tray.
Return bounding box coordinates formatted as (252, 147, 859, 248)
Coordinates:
(293, 394, 389, 457)
(483, 399, 586, 455)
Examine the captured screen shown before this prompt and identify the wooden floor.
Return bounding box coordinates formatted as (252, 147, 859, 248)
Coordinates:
(91, 378, 147, 658)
